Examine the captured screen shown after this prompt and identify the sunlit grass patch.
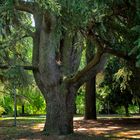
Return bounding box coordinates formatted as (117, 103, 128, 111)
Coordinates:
(0, 115, 140, 139)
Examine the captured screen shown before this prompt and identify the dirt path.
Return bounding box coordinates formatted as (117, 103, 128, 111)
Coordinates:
(0, 116, 140, 140)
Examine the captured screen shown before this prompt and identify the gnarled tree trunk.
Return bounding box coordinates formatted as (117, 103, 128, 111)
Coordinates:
(32, 12, 82, 135)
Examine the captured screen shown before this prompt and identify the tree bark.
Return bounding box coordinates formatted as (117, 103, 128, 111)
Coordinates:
(21, 104, 25, 115)
(31, 12, 82, 135)
(138, 102, 140, 114)
(85, 39, 97, 120)
(85, 77, 97, 120)
(43, 85, 76, 135)
(124, 104, 129, 116)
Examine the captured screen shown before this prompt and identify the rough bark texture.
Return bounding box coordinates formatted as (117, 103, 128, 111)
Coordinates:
(31, 11, 83, 135)
(43, 85, 76, 135)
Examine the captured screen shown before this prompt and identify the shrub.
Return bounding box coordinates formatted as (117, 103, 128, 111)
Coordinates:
(0, 106, 5, 117)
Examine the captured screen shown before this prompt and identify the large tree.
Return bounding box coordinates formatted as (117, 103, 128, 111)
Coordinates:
(1, 0, 107, 135)
(0, 0, 139, 135)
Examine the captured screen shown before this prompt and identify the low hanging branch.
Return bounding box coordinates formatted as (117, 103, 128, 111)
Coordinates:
(97, 35, 136, 61)
(67, 26, 136, 88)
(69, 49, 103, 83)
(105, 47, 133, 60)
(87, 28, 136, 62)
(0, 65, 38, 71)
(14, 0, 36, 14)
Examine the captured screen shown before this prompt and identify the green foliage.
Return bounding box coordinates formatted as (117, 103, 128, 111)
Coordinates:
(36, 0, 61, 15)
(0, 85, 46, 115)
(115, 106, 126, 115)
(76, 86, 85, 114)
(97, 57, 134, 114)
(0, 106, 5, 116)
(0, 94, 13, 115)
(23, 87, 46, 114)
(114, 67, 132, 91)
(79, 49, 86, 70)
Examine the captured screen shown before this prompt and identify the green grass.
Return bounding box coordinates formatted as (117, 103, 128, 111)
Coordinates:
(0, 115, 140, 140)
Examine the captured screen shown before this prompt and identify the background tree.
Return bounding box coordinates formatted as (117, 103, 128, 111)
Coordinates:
(85, 40, 97, 120)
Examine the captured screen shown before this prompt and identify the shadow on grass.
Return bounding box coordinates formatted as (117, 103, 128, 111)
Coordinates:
(74, 118, 140, 139)
(8, 131, 108, 140)
(0, 116, 140, 139)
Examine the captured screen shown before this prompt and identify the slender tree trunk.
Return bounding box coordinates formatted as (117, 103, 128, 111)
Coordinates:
(21, 104, 25, 115)
(85, 77, 97, 120)
(74, 100, 77, 115)
(13, 86, 17, 126)
(138, 102, 140, 114)
(124, 104, 129, 116)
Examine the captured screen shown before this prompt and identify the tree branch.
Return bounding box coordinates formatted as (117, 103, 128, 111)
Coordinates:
(87, 30, 136, 61)
(0, 34, 29, 50)
(68, 26, 136, 87)
(105, 47, 130, 60)
(14, 0, 35, 13)
(67, 46, 105, 87)
(97, 35, 136, 61)
(0, 65, 38, 71)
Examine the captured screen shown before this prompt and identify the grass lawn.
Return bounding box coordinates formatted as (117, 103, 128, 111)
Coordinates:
(0, 115, 140, 140)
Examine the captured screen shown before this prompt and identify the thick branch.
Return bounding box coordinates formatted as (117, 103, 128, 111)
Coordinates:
(65, 29, 105, 87)
(67, 47, 105, 87)
(14, 0, 35, 13)
(0, 65, 38, 71)
(98, 36, 136, 61)
(105, 47, 131, 60)
(88, 30, 135, 61)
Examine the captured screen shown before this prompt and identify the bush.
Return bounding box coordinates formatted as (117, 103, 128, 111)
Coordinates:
(76, 87, 85, 115)
(0, 106, 5, 117)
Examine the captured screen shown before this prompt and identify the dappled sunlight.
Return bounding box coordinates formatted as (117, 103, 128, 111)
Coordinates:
(0, 116, 140, 139)
(32, 123, 44, 131)
(74, 117, 140, 139)
(114, 130, 140, 139)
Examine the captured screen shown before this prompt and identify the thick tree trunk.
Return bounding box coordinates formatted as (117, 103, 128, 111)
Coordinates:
(32, 13, 82, 135)
(32, 11, 105, 135)
(43, 85, 76, 135)
(85, 76, 97, 120)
